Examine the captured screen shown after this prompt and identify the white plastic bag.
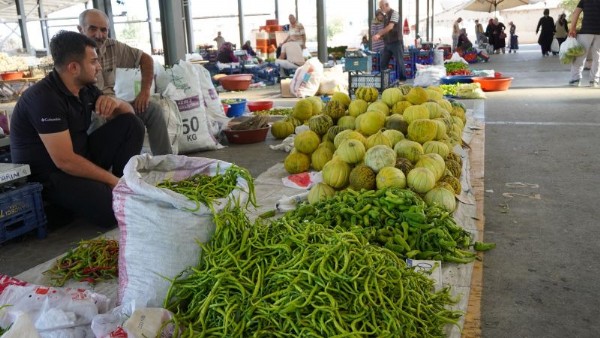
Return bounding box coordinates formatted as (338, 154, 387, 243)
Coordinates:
(113, 154, 250, 307)
(114, 68, 156, 102)
(167, 60, 223, 153)
(446, 52, 469, 65)
(0, 283, 110, 337)
(551, 38, 560, 53)
(559, 37, 586, 64)
(91, 303, 173, 338)
(413, 64, 447, 87)
(318, 65, 347, 95)
(290, 57, 324, 98)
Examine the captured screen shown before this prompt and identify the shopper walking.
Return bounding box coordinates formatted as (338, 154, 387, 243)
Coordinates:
(536, 9, 555, 57)
(492, 18, 506, 54)
(568, 0, 600, 87)
(372, 0, 407, 81)
(370, 10, 386, 53)
(485, 19, 496, 53)
(554, 13, 569, 53)
(508, 22, 518, 53)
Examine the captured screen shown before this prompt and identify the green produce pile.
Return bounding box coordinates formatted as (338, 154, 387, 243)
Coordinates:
(0, 305, 11, 335)
(283, 188, 493, 263)
(254, 107, 294, 116)
(156, 164, 256, 212)
(439, 84, 460, 97)
(560, 43, 586, 64)
(444, 62, 471, 76)
(164, 204, 463, 337)
(44, 238, 118, 286)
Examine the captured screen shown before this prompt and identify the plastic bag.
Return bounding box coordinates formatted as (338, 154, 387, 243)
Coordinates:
(551, 38, 560, 53)
(290, 57, 324, 98)
(413, 64, 447, 87)
(114, 68, 156, 102)
(446, 52, 469, 65)
(559, 37, 586, 64)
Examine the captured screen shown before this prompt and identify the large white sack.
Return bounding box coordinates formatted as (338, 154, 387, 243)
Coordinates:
(113, 154, 250, 307)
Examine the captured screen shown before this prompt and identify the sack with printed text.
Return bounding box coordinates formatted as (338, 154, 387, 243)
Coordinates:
(167, 61, 224, 153)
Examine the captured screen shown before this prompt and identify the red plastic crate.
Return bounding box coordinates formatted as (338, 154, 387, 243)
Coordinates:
(0, 182, 47, 244)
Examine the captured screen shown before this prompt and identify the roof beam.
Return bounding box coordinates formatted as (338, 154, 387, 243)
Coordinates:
(15, 0, 31, 52)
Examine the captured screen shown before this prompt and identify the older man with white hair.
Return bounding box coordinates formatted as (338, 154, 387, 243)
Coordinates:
(372, 0, 407, 82)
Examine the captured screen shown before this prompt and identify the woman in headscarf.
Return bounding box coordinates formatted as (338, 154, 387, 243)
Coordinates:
(492, 18, 506, 54)
(536, 8, 555, 57)
(485, 18, 496, 52)
(217, 42, 239, 63)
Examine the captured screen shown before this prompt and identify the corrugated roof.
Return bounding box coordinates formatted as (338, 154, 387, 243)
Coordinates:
(0, 0, 87, 23)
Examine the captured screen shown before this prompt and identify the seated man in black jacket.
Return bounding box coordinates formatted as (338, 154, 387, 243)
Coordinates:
(9, 31, 145, 228)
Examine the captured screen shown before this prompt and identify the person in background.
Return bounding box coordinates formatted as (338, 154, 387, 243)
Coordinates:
(370, 10, 386, 54)
(9, 31, 144, 228)
(78, 9, 171, 155)
(452, 17, 463, 52)
(554, 13, 569, 54)
(217, 42, 239, 63)
(508, 21, 518, 53)
(492, 18, 506, 54)
(475, 19, 485, 46)
(456, 28, 473, 53)
(372, 0, 407, 82)
(361, 35, 369, 51)
(213, 31, 225, 50)
(568, 0, 600, 87)
(536, 9, 555, 57)
(275, 41, 305, 78)
(485, 18, 496, 53)
(282, 14, 306, 49)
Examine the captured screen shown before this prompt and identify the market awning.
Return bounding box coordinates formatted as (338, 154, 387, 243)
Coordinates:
(0, 0, 88, 23)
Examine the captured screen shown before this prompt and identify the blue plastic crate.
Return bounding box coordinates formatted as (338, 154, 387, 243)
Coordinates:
(348, 70, 396, 98)
(345, 56, 373, 72)
(0, 182, 47, 244)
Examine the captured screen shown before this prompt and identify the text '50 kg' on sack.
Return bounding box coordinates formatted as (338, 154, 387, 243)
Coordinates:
(113, 154, 250, 307)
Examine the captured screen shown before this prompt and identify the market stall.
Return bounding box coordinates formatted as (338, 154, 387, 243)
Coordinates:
(1, 82, 489, 337)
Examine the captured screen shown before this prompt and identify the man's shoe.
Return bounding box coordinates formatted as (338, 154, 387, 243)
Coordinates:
(591, 81, 599, 88)
(568, 79, 581, 87)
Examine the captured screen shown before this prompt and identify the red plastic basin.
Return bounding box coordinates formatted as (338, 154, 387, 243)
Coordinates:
(471, 76, 513, 92)
(223, 126, 269, 144)
(247, 100, 274, 112)
(219, 74, 253, 91)
(1, 71, 24, 81)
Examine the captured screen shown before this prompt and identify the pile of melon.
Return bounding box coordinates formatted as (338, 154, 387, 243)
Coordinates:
(273, 85, 468, 212)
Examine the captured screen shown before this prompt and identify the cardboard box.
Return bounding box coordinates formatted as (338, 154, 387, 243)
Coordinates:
(280, 78, 294, 98)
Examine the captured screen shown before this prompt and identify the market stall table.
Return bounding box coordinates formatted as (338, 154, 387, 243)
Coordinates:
(12, 104, 487, 337)
(0, 76, 44, 102)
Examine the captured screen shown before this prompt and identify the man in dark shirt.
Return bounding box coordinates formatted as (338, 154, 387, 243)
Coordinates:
(9, 31, 145, 227)
(372, 0, 407, 82)
(568, 0, 600, 87)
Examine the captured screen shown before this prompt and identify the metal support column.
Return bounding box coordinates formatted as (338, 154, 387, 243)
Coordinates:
(15, 0, 31, 52)
(431, 0, 434, 42)
(158, 0, 187, 66)
(426, 0, 430, 41)
(316, 0, 327, 63)
(183, 0, 194, 53)
(146, 0, 156, 54)
(415, 0, 419, 42)
(92, 0, 115, 38)
(398, 0, 402, 24)
(38, 0, 49, 49)
(275, 0, 279, 23)
(368, 0, 374, 47)
(238, 0, 245, 49)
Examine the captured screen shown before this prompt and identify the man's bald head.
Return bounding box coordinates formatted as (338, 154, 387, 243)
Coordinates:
(77, 9, 110, 46)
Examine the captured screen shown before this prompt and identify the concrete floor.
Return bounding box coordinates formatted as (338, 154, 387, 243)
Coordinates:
(2, 44, 600, 337)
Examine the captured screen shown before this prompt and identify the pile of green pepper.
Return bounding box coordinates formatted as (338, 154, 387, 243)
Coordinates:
(156, 164, 257, 212)
(44, 238, 118, 286)
(164, 206, 463, 337)
(282, 187, 494, 263)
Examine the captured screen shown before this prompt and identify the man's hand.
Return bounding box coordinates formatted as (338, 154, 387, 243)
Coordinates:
(133, 90, 150, 114)
(568, 29, 577, 38)
(373, 34, 381, 41)
(95, 95, 120, 119)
